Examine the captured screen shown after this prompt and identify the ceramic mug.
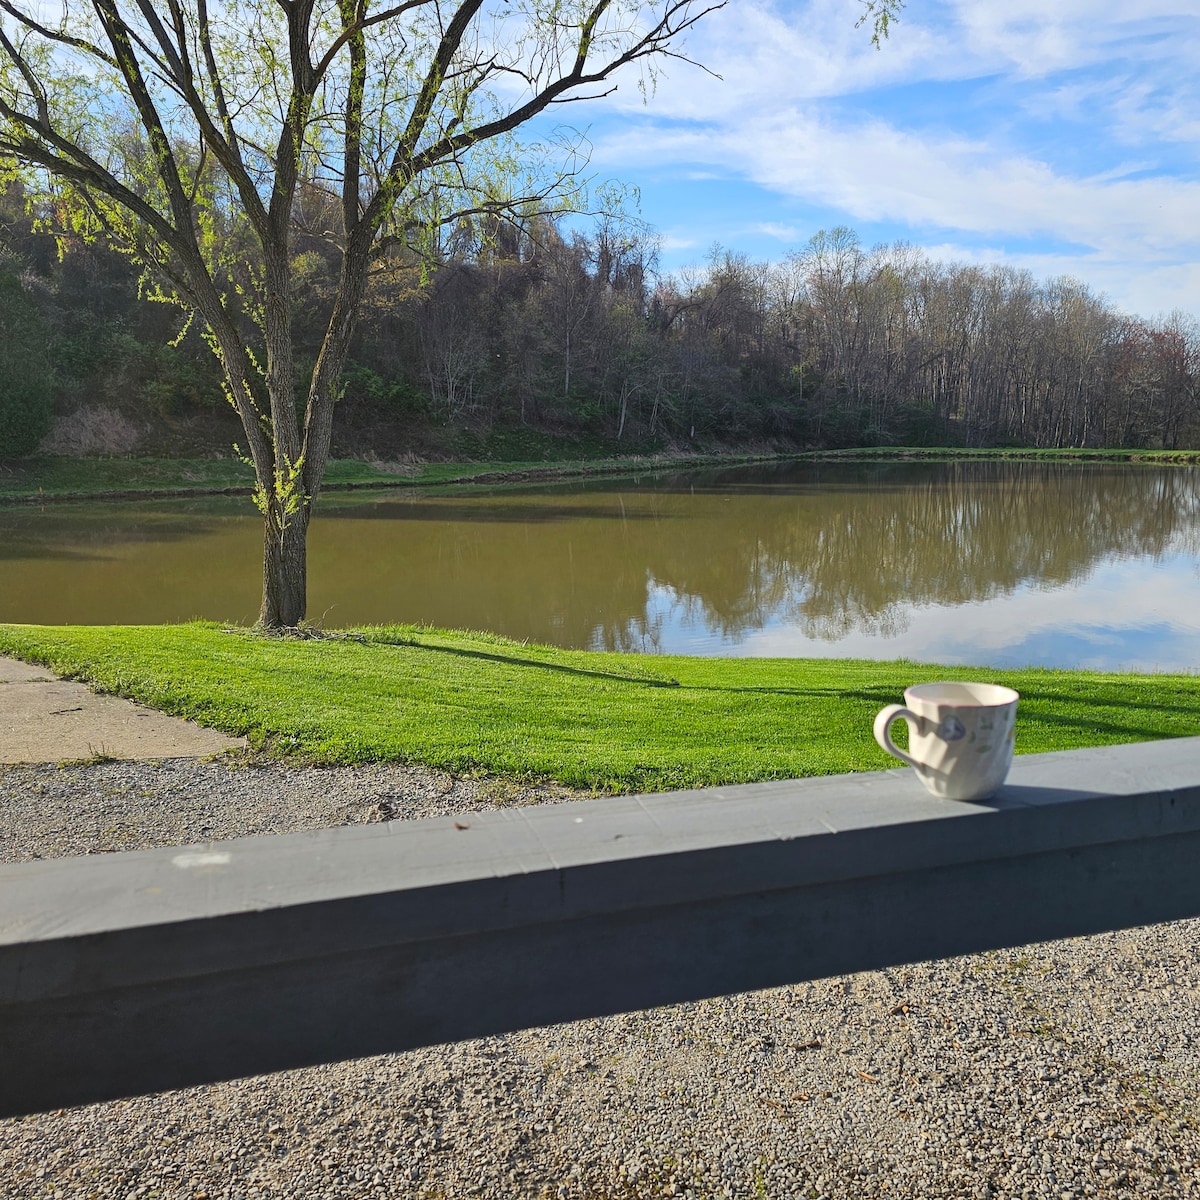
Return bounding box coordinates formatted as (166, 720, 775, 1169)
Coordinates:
(873, 682, 1019, 801)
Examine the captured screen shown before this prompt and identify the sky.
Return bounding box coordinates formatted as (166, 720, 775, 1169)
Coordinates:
(554, 0, 1200, 319)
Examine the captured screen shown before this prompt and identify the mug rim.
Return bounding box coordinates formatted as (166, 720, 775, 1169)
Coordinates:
(903, 681, 1019, 708)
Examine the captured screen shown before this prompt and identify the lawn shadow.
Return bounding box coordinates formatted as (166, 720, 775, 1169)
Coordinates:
(680, 683, 903, 700)
(1018, 687, 1200, 721)
(390, 638, 683, 689)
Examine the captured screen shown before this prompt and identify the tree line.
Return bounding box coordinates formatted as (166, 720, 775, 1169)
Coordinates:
(384, 220, 1197, 451)
(3, 207, 1196, 459)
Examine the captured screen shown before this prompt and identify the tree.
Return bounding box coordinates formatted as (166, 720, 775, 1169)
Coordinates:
(0, 0, 720, 626)
(0, 267, 51, 455)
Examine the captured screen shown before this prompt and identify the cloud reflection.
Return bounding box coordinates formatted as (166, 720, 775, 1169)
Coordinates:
(689, 554, 1200, 671)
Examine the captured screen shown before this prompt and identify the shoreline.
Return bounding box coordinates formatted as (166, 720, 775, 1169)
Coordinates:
(3, 444, 1199, 507)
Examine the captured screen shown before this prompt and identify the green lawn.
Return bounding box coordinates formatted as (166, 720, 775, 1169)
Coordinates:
(0, 456, 568, 501)
(2, 622, 1196, 792)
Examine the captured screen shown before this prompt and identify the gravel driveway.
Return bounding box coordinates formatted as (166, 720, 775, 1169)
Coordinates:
(2, 757, 1198, 1199)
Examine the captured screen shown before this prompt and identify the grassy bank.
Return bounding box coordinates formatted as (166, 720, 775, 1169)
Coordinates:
(808, 446, 1200, 464)
(4, 444, 1198, 504)
(0, 449, 783, 503)
(2, 622, 1196, 792)
(0, 454, 562, 502)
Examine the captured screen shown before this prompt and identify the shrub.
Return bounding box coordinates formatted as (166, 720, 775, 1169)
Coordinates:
(37, 405, 141, 456)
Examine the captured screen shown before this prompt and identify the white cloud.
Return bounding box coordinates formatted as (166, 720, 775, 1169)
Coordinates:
(1106, 78, 1200, 153)
(601, 0, 951, 115)
(608, 0, 1198, 115)
(658, 233, 701, 251)
(919, 243, 1200, 317)
(596, 109, 1200, 253)
(751, 221, 803, 241)
(945, 0, 1198, 78)
(579, 0, 1200, 313)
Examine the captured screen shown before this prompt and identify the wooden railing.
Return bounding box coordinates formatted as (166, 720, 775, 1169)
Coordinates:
(3, 736, 1199, 1117)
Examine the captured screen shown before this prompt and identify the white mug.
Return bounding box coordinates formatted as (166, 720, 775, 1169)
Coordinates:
(873, 682, 1019, 801)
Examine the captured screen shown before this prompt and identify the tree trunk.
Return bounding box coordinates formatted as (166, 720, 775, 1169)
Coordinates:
(259, 507, 310, 628)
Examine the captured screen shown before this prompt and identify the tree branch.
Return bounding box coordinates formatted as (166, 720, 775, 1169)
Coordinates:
(179, 0, 272, 237)
(398, 0, 488, 163)
(312, 0, 434, 83)
(90, 0, 197, 237)
(0, 26, 50, 132)
(338, 0, 365, 237)
(0, 0, 117, 67)
(404, 1, 724, 194)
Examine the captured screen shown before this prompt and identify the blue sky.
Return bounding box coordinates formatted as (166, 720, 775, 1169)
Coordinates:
(559, 0, 1200, 319)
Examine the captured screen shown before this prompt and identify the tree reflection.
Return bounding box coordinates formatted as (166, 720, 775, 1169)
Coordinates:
(591, 462, 1200, 650)
(6, 463, 1200, 655)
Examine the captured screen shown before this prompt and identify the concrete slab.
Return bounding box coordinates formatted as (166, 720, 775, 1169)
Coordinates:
(0, 658, 55, 683)
(0, 656, 246, 763)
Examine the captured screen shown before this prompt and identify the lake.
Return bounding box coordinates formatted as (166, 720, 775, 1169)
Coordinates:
(3, 459, 1199, 671)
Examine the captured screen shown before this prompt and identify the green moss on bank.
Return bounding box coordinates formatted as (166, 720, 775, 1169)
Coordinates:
(1, 622, 1195, 792)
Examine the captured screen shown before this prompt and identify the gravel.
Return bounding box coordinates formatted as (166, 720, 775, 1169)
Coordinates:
(2, 756, 1199, 1200)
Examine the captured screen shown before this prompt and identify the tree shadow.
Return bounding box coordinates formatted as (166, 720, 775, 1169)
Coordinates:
(1017, 688, 1200, 720)
(680, 683, 903, 700)
(383, 639, 683, 689)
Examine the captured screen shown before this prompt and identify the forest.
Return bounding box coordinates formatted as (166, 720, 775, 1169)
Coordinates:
(1, 185, 1197, 460)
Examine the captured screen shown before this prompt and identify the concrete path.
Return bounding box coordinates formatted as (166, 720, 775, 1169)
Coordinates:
(0, 657, 246, 764)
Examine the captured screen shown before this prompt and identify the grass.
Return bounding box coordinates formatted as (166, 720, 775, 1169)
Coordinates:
(3, 444, 1198, 504)
(808, 446, 1200, 464)
(0, 450, 777, 503)
(0, 455, 548, 500)
(1, 621, 1196, 792)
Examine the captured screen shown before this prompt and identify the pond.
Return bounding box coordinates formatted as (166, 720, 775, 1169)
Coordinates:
(3, 459, 1199, 671)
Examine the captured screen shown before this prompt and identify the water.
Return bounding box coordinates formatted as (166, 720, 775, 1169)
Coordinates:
(3, 460, 1199, 670)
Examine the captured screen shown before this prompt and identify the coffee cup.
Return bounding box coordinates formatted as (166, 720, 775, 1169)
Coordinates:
(873, 682, 1019, 801)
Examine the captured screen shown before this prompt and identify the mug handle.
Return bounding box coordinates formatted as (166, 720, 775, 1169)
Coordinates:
(873, 704, 923, 770)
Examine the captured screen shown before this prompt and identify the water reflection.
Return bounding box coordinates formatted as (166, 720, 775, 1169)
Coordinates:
(598, 462, 1200, 651)
(3, 461, 1199, 669)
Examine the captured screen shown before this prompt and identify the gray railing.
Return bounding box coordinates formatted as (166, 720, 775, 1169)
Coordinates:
(3, 736, 1200, 1118)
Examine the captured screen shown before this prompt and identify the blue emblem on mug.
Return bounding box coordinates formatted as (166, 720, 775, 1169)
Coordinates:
(937, 715, 967, 742)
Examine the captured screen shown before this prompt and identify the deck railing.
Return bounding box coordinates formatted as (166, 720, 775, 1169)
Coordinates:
(3, 736, 1200, 1117)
